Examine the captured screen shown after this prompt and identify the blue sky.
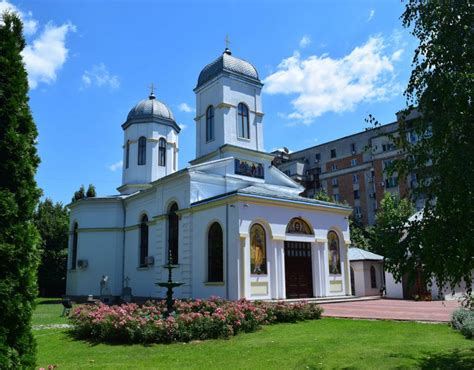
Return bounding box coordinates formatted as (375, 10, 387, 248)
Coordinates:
(1, 0, 416, 204)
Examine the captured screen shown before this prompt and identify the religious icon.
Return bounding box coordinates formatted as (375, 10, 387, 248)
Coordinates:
(250, 224, 267, 274)
(328, 231, 341, 274)
(235, 159, 264, 179)
(286, 218, 313, 234)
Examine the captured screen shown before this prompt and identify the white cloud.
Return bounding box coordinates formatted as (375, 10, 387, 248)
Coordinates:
(0, 1, 37, 35)
(264, 36, 403, 124)
(368, 9, 375, 22)
(108, 160, 123, 172)
(178, 102, 194, 113)
(299, 35, 311, 49)
(81, 63, 120, 90)
(179, 124, 187, 130)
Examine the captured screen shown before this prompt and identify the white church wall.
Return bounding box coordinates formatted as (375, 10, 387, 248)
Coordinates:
(385, 271, 404, 299)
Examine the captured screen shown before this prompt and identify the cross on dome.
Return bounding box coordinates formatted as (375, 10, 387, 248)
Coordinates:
(148, 82, 156, 99)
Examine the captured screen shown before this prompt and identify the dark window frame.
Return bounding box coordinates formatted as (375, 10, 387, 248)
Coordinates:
(139, 215, 149, 267)
(207, 222, 224, 282)
(206, 105, 215, 142)
(71, 223, 78, 270)
(158, 138, 166, 166)
(138, 136, 146, 165)
(370, 265, 377, 288)
(330, 148, 337, 158)
(125, 141, 130, 168)
(237, 103, 250, 139)
(168, 203, 179, 264)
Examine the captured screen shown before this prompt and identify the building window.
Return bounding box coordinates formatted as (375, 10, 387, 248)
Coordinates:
(237, 103, 250, 139)
(385, 177, 398, 188)
(383, 159, 393, 169)
(125, 141, 130, 169)
(208, 222, 223, 282)
(334, 194, 340, 202)
(139, 215, 149, 267)
(71, 223, 78, 270)
(354, 190, 360, 199)
(168, 202, 179, 264)
(370, 265, 377, 288)
(250, 223, 267, 274)
(354, 206, 362, 218)
(353, 174, 359, 184)
(350, 143, 356, 153)
(351, 158, 358, 166)
(206, 105, 215, 142)
(158, 138, 166, 166)
(382, 143, 396, 152)
(332, 178, 338, 187)
(314, 153, 321, 162)
(330, 148, 337, 158)
(328, 231, 341, 274)
(331, 163, 338, 171)
(138, 136, 146, 165)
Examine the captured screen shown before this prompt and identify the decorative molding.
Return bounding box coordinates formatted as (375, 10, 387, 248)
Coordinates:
(204, 281, 225, 286)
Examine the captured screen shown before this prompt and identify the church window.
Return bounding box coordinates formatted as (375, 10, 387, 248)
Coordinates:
(370, 265, 377, 288)
(158, 138, 166, 166)
(250, 223, 267, 274)
(71, 222, 78, 270)
(207, 222, 223, 282)
(168, 202, 179, 264)
(328, 231, 341, 274)
(237, 103, 250, 139)
(206, 105, 215, 142)
(125, 141, 130, 168)
(139, 214, 149, 267)
(138, 136, 146, 165)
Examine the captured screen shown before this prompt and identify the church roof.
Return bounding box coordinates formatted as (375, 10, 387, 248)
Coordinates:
(122, 93, 180, 132)
(195, 49, 261, 90)
(348, 247, 384, 261)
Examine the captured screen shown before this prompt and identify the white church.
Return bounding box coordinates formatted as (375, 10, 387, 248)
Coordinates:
(66, 47, 353, 301)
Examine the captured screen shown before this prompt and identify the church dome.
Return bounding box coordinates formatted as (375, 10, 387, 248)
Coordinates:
(196, 48, 260, 89)
(123, 93, 180, 132)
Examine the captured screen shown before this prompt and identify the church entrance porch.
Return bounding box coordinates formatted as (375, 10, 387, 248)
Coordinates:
(284, 241, 313, 299)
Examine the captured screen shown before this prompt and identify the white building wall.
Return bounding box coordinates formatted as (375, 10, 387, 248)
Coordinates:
(385, 271, 404, 299)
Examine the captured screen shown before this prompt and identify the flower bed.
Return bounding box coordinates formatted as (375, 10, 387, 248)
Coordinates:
(69, 298, 323, 344)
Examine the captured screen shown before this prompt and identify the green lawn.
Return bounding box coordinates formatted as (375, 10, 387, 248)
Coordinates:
(33, 298, 68, 326)
(34, 301, 473, 369)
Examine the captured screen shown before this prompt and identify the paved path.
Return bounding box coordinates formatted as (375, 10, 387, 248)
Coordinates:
(319, 299, 461, 322)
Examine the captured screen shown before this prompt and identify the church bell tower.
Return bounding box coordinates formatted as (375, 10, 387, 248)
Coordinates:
(118, 89, 181, 194)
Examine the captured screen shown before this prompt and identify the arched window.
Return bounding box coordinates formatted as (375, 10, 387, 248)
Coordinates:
(139, 215, 149, 267)
(237, 103, 249, 139)
(350, 266, 355, 296)
(328, 231, 341, 275)
(250, 223, 266, 274)
(71, 223, 78, 270)
(208, 222, 223, 282)
(158, 138, 166, 166)
(138, 136, 146, 165)
(168, 203, 179, 264)
(370, 265, 377, 289)
(125, 141, 130, 169)
(206, 105, 214, 142)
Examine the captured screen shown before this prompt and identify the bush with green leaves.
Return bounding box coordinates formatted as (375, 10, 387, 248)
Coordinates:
(451, 308, 474, 339)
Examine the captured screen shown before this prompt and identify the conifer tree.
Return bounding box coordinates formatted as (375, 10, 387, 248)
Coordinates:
(0, 11, 41, 369)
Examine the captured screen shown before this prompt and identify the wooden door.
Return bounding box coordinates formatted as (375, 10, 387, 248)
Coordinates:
(284, 242, 313, 298)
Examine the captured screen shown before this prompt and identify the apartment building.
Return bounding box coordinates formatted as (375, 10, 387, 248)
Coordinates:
(273, 112, 423, 226)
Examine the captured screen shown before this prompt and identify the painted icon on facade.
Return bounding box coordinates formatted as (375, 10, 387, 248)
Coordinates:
(235, 158, 264, 179)
(286, 217, 313, 234)
(250, 224, 267, 274)
(328, 231, 341, 274)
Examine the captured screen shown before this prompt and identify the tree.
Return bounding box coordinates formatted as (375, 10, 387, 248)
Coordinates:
(392, 1, 474, 295)
(86, 184, 96, 198)
(313, 189, 333, 202)
(72, 184, 86, 202)
(0, 11, 41, 369)
(370, 192, 414, 271)
(349, 217, 372, 250)
(34, 199, 69, 297)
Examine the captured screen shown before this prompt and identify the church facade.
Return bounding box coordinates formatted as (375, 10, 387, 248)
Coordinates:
(66, 48, 353, 301)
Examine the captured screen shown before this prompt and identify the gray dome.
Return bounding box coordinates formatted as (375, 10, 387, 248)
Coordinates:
(127, 94, 175, 122)
(196, 49, 260, 89)
(122, 94, 180, 132)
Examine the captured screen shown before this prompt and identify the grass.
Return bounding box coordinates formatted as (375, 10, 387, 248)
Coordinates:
(33, 301, 474, 369)
(33, 298, 68, 326)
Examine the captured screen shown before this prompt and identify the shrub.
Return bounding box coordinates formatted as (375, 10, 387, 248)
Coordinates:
(451, 308, 473, 331)
(460, 317, 474, 339)
(69, 298, 323, 344)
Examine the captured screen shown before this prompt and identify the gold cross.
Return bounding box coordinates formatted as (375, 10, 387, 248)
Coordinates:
(225, 35, 231, 49)
(148, 82, 155, 95)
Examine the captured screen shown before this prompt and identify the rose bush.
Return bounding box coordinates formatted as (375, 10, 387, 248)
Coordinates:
(69, 297, 323, 344)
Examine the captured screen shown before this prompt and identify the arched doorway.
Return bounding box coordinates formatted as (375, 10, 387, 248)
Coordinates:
(284, 218, 314, 299)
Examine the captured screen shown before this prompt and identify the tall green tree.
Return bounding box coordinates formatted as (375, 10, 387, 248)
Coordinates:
(393, 0, 474, 294)
(34, 199, 69, 297)
(0, 11, 42, 369)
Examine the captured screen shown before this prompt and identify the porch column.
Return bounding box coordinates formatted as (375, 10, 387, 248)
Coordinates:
(275, 240, 286, 299)
(240, 236, 251, 299)
(269, 240, 278, 299)
(343, 242, 352, 296)
(311, 242, 320, 297)
(317, 240, 329, 296)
